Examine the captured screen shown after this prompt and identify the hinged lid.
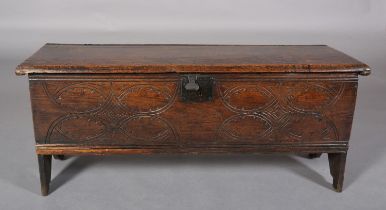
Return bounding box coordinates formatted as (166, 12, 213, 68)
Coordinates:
(16, 44, 370, 76)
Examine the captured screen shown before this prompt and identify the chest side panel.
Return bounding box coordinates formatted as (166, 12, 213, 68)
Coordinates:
(29, 74, 357, 147)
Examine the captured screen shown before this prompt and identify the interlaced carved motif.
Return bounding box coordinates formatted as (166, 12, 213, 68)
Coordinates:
(43, 81, 179, 144)
(217, 81, 344, 142)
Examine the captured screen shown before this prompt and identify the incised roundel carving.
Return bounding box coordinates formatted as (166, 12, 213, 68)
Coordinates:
(43, 81, 179, 144)
(217, 81, 344, 142)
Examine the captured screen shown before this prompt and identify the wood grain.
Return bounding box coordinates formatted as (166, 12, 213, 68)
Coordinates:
(16, 44, 370, 75)
(29, 73, 357, 148)
(35, 145, 348, 155)
(15, 44, 370, 194)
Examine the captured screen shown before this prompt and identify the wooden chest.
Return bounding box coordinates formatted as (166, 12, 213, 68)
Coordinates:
(16, 44, 370, 195)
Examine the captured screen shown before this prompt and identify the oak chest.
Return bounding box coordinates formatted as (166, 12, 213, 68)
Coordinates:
(16, 44, 370, 195)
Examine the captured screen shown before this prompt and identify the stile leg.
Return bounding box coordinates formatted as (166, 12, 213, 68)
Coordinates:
(38, 155, 52, 196)
(328, 153, 347, 192)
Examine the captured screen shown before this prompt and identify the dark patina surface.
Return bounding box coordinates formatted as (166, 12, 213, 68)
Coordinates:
(17, 44, 370, 195)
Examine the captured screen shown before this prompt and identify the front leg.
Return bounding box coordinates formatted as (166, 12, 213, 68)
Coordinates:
(38, 155, 52, 196)
(328, 153, 347, 192)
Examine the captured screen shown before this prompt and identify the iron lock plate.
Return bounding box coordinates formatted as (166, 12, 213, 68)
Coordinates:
(181, 75, 214, 102)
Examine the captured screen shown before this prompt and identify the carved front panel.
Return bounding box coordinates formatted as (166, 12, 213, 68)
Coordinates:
(30, 76, 179, 145)
(215, 79, 354, 144)
(29, 74, 357, 146)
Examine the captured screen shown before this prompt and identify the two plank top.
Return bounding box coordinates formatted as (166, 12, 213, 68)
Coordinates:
(16, 44, 370, 75)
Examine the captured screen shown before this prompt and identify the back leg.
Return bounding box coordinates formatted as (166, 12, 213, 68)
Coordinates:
(53, 155, 66, 160)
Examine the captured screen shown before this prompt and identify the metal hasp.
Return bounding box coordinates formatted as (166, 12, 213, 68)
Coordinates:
(181, 74, 214, 102)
